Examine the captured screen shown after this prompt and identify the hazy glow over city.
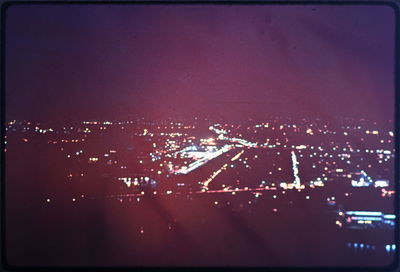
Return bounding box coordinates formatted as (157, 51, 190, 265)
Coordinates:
(4, 3, 397, 268)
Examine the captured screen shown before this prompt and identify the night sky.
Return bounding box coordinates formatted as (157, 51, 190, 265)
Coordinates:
(5, 4, 396, 122)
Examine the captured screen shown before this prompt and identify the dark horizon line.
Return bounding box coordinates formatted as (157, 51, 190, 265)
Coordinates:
(4, 115, 395, 124)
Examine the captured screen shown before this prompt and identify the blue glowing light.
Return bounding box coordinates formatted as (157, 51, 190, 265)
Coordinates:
(346, 211, 382, 216)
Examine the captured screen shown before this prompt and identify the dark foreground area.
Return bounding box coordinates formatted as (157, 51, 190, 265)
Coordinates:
(5, 193, 395, 267)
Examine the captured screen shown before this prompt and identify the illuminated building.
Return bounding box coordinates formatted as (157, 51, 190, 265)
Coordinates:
(340, 211, 396, 230)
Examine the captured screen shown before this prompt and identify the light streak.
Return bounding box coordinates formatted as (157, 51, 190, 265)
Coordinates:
(291, 151, 301, 187)
(345, 211, 383, 216)
(231, 150, 244, 162)
(202, 163, 228, 190)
